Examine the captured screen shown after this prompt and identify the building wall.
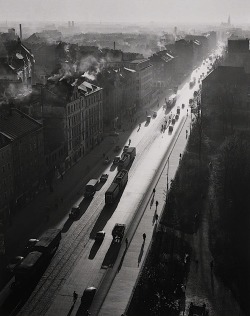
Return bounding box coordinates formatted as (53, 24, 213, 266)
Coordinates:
(122, 69, 137, 115)
(65, 87, 103, 166)
(12, 127, 45, 203)
(126, 60, 153, 107)
(0, 141, 14, 217)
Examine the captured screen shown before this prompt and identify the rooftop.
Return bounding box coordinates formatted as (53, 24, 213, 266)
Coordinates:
(0, 108, 42, 140)
(204, 66, 246, 84)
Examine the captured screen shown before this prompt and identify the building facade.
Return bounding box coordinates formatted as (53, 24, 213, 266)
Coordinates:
(125, 59, 153, 108)
(0, 133, 14, 224)
(0, 108, 45, 209)
(149, 50, 175, 90)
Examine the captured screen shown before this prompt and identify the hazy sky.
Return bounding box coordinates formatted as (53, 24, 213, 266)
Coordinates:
(0, 0, 250, 24)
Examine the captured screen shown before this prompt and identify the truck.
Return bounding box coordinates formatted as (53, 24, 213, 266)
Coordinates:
(13, 251, 45, 288)
(166, 94, 177, 109)
(112, 224, 126, 242)
(105, 183, 120, 204)
(33, 228, 61, 256)
(105, 169, 128, 204)
(84, 179, 98, 198)
(117, 153, 130, 171)
(113, 169, 128, 188)
(126, 147, 136, 160)
(118, 147, 136, 171)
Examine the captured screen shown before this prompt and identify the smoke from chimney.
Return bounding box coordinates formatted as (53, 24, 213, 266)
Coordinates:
(19, 24, 22, 41)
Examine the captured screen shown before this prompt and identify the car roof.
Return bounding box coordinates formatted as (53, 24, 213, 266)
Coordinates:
(84, 286, 96, 292)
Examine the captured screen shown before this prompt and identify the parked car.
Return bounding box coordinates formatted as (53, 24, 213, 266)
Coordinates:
(95, 231, 105, 242)
(69, 206, 80, 219)
(100, 174, 109, 183)
(113, 156, 120, 165)
(169, 125, 173, 132)
(123, 145, 129, 152)
(81, 286, 97, 309)
(6, 256, 24, 273)
(25, 238, 39, 253)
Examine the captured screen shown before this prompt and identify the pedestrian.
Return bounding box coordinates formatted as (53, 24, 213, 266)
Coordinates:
(73, 291, 78, 302)
(143, 233, 146, 241)
(179, 153, 182, 160)
(155, 200, 159, 208)
(125, 238, 128, 248)
(129, 139, 131, 145)
(153, 188, 156, 194)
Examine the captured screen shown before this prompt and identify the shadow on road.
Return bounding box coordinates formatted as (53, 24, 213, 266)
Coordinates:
(89, 193, 124, 240)
(101, 241, 122, 269)
(88, 242, 102, 260)
(61, 199, 92, 233)
(66, 302, 75, 316)
(138, 241, 145, 267)
(117, 246, 127, 273)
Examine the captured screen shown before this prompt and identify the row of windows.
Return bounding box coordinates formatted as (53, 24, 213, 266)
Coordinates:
(68, 93, 102, 115)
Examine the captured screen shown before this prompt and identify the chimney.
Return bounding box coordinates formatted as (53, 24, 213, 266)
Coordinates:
(114, 41, 116, 50)
(19, 24, 22, 41)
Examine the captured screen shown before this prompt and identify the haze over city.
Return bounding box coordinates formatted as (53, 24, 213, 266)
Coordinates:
(0, 0, 250, 24)
(0, 1, 250, 316)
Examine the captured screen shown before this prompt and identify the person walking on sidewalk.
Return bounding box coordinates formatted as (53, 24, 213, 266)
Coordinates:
(153, 188, 156, 195)
(143, 233, 146, 241)
(155, 200, 159, 208)
(73, 291, 78, 303)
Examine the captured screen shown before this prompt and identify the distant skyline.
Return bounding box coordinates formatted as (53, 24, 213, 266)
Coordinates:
(0, 0, 250, 25)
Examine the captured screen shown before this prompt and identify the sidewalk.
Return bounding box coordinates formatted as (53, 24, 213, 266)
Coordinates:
(183, 187, 244, 316)
(96, 112, 191, 315)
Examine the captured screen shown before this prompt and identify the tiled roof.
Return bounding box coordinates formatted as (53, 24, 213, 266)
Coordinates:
(0, 108, 42, 140)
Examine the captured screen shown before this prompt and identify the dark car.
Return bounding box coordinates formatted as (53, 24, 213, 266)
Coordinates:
(169, 125, 173, 133)
(69, 206, 80, 219)
(113, 156, 120, 165)
(81, 286, 97, 308)
(25, 238, 39, 253)
(100, 174, 109, 183)
(95, 231, 105, 243)
(6, 256, 24, 273)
